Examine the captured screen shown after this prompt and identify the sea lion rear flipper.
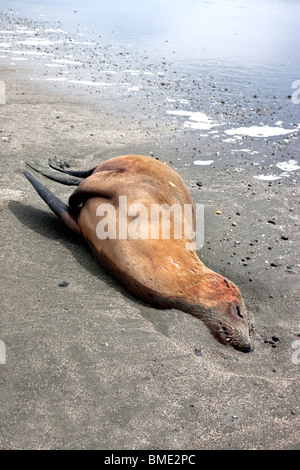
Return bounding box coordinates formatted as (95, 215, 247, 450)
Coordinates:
(24, 170, 82, 235)
(25, 161, 82, 186)
(48, 157, 95, 178)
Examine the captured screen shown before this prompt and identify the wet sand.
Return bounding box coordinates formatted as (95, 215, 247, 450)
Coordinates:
(0, 66, 299, 450)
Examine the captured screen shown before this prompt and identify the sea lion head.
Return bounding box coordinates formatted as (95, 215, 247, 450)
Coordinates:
(194, 273, 253, 352)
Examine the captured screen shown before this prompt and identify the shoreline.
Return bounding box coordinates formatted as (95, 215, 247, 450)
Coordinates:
(0, 66, 299, 450)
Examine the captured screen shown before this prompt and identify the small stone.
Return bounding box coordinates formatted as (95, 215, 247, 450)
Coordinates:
(232, 222, 237, 226)
(281, 235, 289, 241)
(216, 211, 222, 215)
(268, 220, 276, 225)
(194, 347, 202, 357)
(196, 181, 203, 187)
(270, 262, 278, 267)
(272, 335, 280, 342)
(58, 281, 69, 288)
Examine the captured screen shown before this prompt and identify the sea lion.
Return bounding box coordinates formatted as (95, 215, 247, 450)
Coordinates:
(24, 155, 253, 352)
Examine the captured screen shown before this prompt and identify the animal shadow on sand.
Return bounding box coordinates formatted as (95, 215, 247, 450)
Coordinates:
(8, 201, 171, 334)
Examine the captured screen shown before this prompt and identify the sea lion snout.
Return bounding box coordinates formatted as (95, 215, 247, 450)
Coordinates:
(213, 311, 253, 353)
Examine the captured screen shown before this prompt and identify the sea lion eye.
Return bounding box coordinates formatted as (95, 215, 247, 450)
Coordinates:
(236, 305, 243, 319)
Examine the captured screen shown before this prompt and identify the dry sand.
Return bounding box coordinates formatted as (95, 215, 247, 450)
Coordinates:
(0, 66, 299, 450)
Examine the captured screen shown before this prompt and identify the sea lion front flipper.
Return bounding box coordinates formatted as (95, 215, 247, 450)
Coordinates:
(68, 171, 122, 208)
(24, 170, 82, 235)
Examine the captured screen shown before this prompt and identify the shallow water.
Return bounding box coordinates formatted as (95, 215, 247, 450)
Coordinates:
(0, 0, 299, 177)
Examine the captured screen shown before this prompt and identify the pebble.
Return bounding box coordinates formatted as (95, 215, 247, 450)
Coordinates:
(281, 235, 289, 241)
(272, 335, 280, 342)
(194, 347, 202, 357)
(270, 262, 278, 267)
(58, 281, 69, 287)
(216, 211, 222, 215)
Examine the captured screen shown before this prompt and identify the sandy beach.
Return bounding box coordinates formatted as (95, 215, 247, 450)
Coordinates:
(0, 62, 299, 450)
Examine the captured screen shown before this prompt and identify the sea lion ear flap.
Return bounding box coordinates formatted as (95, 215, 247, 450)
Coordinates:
(68, 173, 114, 208)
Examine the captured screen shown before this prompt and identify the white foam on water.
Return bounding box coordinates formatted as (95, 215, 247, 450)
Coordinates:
(127, 86, 141, 91)
(45, 77, 67, 81)
(167, 110, 192, 117)
(11, 50, 54, 56)
(125, 70, 140, 75)
(68, 80, 113, 86)
(0, 30, 37, 35)
(45, 63, 65, 67)
(70, 41, 95, 45)
(222, 137, 236, 143)
(52, 58, 82, 65)
(185, 122, 214, 130)
(0, 43, 11, 48)
(232, 148, 259, 154)
(276, 160, 300, 171)
(225, 125, 296, 137)
(16, 38, 61, 46)
(44, 28, 68, 34)
(99, 70, 116, 75)
(167, 110, 218, 130)
(253, 175, 281, 181)
(193, 160, 214, 165)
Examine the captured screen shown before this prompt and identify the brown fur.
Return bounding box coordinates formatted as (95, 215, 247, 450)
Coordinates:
(26, 155, 253, 352)
(73, 155, 253, 352)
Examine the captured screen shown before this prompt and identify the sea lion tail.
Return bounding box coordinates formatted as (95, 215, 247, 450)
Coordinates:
(24, 170, 82, 235)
